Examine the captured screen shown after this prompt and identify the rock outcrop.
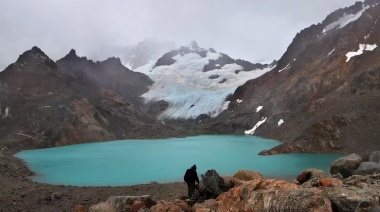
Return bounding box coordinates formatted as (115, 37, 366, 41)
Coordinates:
(330, 151, 380, 177)
(88, 168, 380, 212)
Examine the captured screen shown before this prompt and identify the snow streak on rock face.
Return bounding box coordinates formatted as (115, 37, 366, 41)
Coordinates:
(256, 106, 263, 112)
(322, 5, 369, 34)
(327, 47, 335, 56)
(245, 117, 267, 135)
(137, 49, 272, 119)
(346, 44, 378, 62)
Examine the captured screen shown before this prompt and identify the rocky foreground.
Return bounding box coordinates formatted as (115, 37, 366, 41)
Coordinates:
(1, 148, 380, 212)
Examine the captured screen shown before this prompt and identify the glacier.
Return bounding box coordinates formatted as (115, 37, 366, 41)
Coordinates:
(136, 49, 272, 119)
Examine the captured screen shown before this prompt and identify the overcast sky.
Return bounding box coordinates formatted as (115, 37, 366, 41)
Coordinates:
(0, 0, 362, 70)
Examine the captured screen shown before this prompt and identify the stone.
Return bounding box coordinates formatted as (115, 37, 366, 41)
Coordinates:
(106, 195, 156, 212)
(332, 173, 343, 180)
(131, 200, 147, 212)
(75, 205, 87, 212)
(319, 178, 343, 187)
(90, 195, 155, 212)
(220, 175, 233, 190)
(193, 199, 217, 212)
(201, 169, 224, 198)
(231, 170, 264, 186)
(150, 200, 181, 212)
(173, 199, 191, 212)
(89, 202, 115, 212)
(330, 153, 362, 177)
(296, 169, 331, 184)
(369, 151, 380, 163)
(51, 192, 62, 201)
(217, 179, 332, 212)
(355, 162, 380, 175)
(325, 186, 380, 212)
(296, 171, 312, 184)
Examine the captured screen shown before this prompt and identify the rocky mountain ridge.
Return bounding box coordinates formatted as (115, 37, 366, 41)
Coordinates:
(211, 0, 380, 154)
(0, 47, 185, 149)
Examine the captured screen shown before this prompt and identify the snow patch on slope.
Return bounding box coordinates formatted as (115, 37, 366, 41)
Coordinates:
(256, 106, 263, 112)
(328, 47, 335, 56)
(278, 63, 290, 72)
(245, 117, 267, 135)
(137, 51, 272, 119)
(323, 5, 369, 34)
(346, 44, 377, 62)
(278, 119, 284, 127)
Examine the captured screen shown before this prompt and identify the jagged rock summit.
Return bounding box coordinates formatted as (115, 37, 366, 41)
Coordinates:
(0, 47, 183, 149)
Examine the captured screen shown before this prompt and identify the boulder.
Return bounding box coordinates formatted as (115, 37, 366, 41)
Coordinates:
(296, 169, 331, 184)
(75, 205, 87, 212)
(217, 179, 332, 212)
(220, 175, 233, 191)
(107, 195, 156, 212)
(369, 151, 380, 163)
(355, 162, 380, 175)
(192, 199, 217, 212)
(330, 153, 362, 178)
(231, 170, 264, 186)
(201, 169, 224, 197)
(150, 200, 181, 212)
(90, 195, 155, 212)
(89, 202, 115, 212)
(319, 178, 343, 187)
(325, 186, 380, 212)
(173, 199, 192, 212)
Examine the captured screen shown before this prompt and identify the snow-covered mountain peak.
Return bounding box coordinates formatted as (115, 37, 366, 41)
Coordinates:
(136, 44, 275, 120)
(119, 39, 176, 70)
(184, 40, 200, 50)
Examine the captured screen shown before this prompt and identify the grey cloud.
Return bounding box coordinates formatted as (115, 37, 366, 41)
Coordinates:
(0, 0, 361, 69)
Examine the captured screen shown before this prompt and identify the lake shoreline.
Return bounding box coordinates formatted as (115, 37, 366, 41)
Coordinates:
(1, 145, 313, 211)
(14, 135, 344, 187)
(1, 148, 191, 211)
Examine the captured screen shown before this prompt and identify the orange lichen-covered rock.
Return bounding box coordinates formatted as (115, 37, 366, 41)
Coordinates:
(319, 178, 343, 187)
(150, 200, 182, 212)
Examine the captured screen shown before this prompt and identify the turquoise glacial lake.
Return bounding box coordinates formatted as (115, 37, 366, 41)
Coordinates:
(15, 135, 343, 186)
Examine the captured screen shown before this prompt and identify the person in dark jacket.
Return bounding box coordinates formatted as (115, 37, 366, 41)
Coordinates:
(184, 164, 200, 199)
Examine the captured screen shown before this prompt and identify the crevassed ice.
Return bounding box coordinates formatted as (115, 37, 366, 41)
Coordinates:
(137, 51, 272, 119)
(346, 44, 377, 62)
(323, 5, 369, 34)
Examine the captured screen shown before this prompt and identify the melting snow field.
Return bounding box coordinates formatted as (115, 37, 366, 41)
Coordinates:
(136, 51, 272, 119)
(346, 44, 378, 62)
